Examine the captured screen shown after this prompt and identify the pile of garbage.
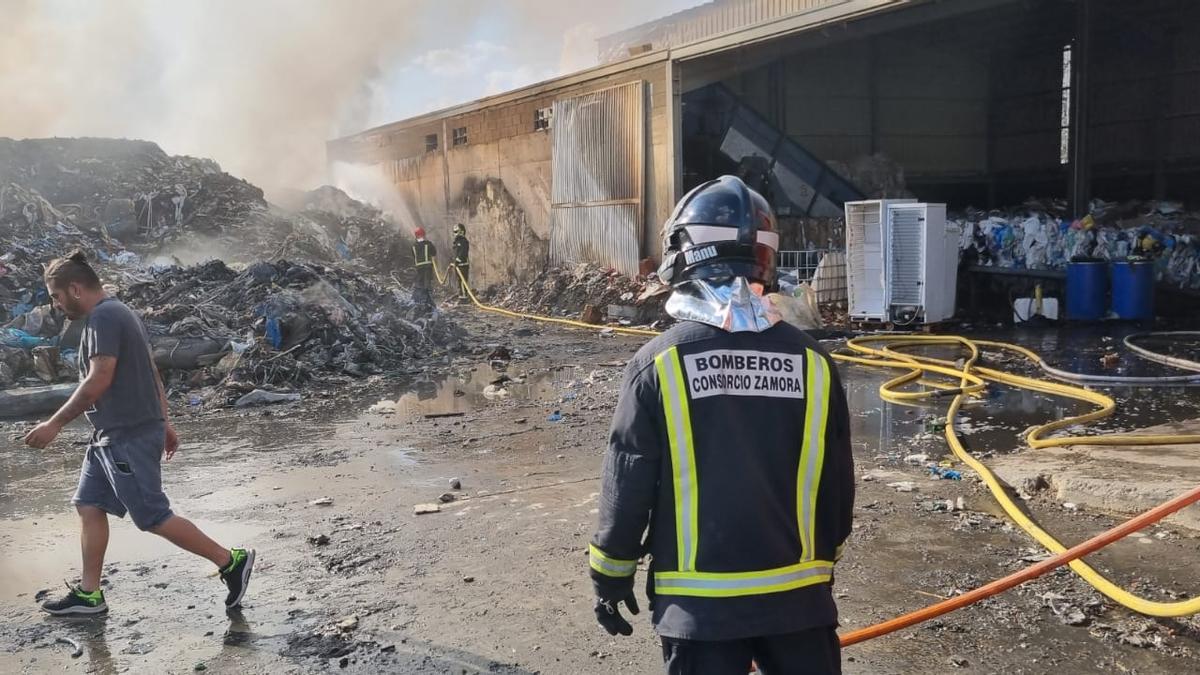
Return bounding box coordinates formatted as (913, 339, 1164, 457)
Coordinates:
(484, 263, 669, 325)
(298, 186, 404, 272)
(0, 138, 406, 273)
(2, 257, 463, 396)
(121, 259, 463, 396)
(956, 198, 1200, 290)
(0, 137, 264, 240)
(0, 138, 459, 400)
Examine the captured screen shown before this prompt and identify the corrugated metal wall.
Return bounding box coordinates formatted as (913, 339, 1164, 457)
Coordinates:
(675, 0, 843, 44)
(550, 81, 646, 276)
(599, 0, 849, 61)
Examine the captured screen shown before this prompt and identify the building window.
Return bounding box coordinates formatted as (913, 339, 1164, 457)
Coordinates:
(425, 134, 438, 153)
(534, 107, 553, 131)
(1059, 43, 1072, 165)
(452, 126, 468, 146)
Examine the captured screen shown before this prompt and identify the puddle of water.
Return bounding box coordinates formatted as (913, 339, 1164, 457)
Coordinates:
(0, 418, 92, 484)
(0, 515, 262, 604)
(386, 447, 419, 467)
(364, 360, 597, 419)
(841, 327, 1200, 463)
(0, 436, 266, 522)
(978, 324, 1200, 380)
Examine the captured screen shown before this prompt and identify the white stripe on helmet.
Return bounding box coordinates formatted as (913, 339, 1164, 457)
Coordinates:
(685, 226, 779, 252)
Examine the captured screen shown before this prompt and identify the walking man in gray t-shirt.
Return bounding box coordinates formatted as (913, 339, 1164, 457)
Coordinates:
(24, 250, 255, 616)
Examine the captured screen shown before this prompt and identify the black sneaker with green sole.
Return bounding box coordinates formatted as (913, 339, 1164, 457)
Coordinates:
(219, 548, 255, 608)
(40, 584, 107, 616)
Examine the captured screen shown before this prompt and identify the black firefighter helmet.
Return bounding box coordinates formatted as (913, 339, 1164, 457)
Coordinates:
(657, 175, 779, 290)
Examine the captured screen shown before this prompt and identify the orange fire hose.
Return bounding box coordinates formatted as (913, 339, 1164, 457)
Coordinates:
(839, 484, 1200, 647)
(437, 266, 1200, 644)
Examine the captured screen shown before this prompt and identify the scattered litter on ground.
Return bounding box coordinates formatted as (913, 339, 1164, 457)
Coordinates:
(54, 636, 83, 658)
(236, 389, 301, 407)
(1041, 592, 1091, 626)
(929, 465, 963, 480)
(1022, 474, 1052, 494)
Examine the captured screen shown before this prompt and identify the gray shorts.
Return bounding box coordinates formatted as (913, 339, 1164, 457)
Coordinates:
(72, 424, 174, 531)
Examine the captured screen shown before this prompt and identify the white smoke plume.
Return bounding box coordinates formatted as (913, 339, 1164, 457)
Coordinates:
(329, 161, 420, 232)
(1, 0, 696, 198)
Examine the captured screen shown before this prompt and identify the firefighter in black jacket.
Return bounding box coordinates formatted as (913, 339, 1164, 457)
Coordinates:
(451, 223, 470, 300)
(589, 176, 854, 675)
(412, 227, 436, 309)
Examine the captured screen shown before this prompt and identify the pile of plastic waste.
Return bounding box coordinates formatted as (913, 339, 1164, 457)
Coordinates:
(955, 198, 1200, 290)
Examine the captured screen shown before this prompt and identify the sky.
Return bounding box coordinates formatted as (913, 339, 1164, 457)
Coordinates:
(1, 0, 699, 196)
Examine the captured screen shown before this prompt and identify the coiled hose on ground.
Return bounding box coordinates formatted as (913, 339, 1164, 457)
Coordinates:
(1124, 331, 1200, 374)
(437, 264, 1200, 630)
(835, 335, 1200, 617)
(1023, 330, 1200, 385)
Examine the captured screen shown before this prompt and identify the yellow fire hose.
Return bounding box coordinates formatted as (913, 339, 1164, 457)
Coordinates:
(836, 335, 1200, 617)
(432, 261, 1200, 617)
(435, 260, 661, 338)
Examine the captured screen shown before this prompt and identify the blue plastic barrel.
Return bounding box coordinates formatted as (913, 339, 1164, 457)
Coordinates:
(1065, 261, 1108, 320)
(1110, 261, 1155, 320)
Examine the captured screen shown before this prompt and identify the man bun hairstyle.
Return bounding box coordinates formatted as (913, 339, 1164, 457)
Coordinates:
(44, 249, 102, 289)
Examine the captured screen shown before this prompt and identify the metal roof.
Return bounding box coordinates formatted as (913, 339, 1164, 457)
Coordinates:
(333, 0, 917, 143)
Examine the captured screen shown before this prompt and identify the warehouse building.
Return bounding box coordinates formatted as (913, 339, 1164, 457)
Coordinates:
(328, 0, 1200, 287)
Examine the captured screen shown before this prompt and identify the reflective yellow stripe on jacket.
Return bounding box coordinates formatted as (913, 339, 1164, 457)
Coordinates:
(589, 544, 637, 578)
(655, 560, 833, 598)
(413, 243, 433, 266)
(654, 348, 699, 572)
(652, 346, 834, 598)
(798, 348, 831, 562)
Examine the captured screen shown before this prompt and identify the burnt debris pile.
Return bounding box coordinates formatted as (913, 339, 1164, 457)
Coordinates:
(484, 263, 670, 328)
(1, 138, 457, 400)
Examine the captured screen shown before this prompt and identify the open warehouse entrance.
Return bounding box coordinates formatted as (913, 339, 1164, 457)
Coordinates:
(676, 0, 1200, 314)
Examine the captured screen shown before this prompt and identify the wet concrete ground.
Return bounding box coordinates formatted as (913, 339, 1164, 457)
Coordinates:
(1, 312, 1198, 673)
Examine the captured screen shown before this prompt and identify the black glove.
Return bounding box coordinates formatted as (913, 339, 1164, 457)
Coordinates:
(593, 575, 640, 636)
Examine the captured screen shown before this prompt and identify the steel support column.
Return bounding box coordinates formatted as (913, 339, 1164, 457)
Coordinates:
(1069, 0, 1093, 217)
